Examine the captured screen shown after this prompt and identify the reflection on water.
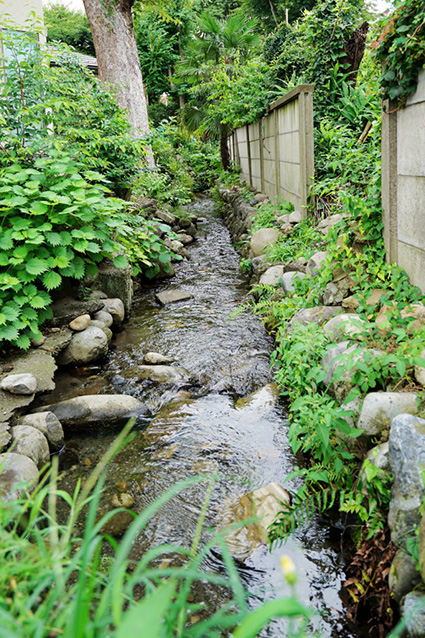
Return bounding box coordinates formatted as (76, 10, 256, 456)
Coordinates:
(39, 196, 356, 637)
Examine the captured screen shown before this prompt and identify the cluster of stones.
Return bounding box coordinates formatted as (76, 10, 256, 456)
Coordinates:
(0, 201, 201, 515)
(220, 187, 425, 636)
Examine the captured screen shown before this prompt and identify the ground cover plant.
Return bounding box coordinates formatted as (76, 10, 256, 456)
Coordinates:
(0, 421, 313, 638)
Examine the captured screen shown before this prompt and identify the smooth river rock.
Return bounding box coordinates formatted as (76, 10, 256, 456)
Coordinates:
(11, 426, 50, 469)
(288, 305, 341, 330)
(135, 365, 192, 384)
(357, 392, 419, 437)
(155, 290, 194, 305)
(0, 373, 37, 395)
(33, 394, 149, 429)
(102, 298, 125, 325)
(57, 326, 109, 366)
(0, 452, 39, 500)
(222, 482, 291, 558)
(69, 314, 91, 332)
(250, 228, 280, 257)
(281, 271, 306, 294)
(143, 352, 175, 365)
(19, 411, 64, 451)
(259, 265, 285, 286)
(93, 310, 114, 328)
(388, 414, 425, 548)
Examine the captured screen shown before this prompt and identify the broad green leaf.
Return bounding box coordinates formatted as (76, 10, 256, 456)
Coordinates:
(233, 598, 310, 638)
(26, 257, 49, 276)
(116, 582, 176, 638)
(43, 271, 62, 290)
(113, 254, 128, 269)
(30, 201, 49, 215)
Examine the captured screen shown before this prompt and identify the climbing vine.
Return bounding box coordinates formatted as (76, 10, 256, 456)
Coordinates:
(373, 0, 425, 105)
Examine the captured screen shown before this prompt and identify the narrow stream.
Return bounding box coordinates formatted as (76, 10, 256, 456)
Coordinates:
(39, 196, 357, 637)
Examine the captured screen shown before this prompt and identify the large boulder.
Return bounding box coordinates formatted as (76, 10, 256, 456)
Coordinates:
(20, 412, 64, 451)
(358, 392, 419, 437)
(11, 426, 50, 470)
(281, 271, 306, 294)
(401, 590, 425, 638)
(376, 303, 425, 333)
(306, 251, 328, 277)
(321, 342, 384, 403)
(388, 414, 425, 548)
(250, 228, 280, 257)
(0, 452, 39, 500)
(57, 326, 109, 366)
(33, 394, 149, 429)
(322, 313, 367, 342)
(259, 265, 285, 286)
(389, 549, 421, 603)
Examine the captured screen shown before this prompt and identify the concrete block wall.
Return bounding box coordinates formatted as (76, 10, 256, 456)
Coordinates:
(229, 84, 314, 217)
(382, 69, 425, 291)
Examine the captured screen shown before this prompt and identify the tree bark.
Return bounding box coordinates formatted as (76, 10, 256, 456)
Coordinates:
(220, 133, 230, 170)
(83, 0, 154, 165)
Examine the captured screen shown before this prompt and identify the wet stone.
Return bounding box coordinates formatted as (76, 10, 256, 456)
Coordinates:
(143, 352, 175, 365)
(156, 290, 194, 305)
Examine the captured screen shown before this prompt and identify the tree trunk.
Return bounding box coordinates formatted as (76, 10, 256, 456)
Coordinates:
(220, 133, 230, 170)
(83, 0, 154, 165)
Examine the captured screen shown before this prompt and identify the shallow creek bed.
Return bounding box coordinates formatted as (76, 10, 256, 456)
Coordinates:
(35, 196, 361, 637)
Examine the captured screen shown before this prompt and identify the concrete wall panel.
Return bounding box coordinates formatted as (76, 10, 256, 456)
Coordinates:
(231, 85, 314, 215)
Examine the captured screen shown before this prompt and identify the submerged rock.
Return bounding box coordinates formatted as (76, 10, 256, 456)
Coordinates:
(235, 383, 280, 416)
(143, 352, 175, 365)
(222, 482, 291, 558)
(135, 365, 192, 385)
(33, 394, 149, 429)
(155, 290, 194, 305)
(0, 452, 39, 500)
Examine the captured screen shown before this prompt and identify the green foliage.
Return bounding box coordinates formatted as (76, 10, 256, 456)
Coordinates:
(251, 198, 293, 232)
(43, 1, 95, 55)
(0, 30, 143, 194)
(373, 0, 425, 105)
(0, 423, 312, 638)
(0, 153, 129, 349)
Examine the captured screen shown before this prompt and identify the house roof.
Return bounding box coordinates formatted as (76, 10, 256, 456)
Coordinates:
(74, 52, 98, 72)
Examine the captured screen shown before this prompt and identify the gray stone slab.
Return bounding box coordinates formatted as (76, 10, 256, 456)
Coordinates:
(156, 290, 194, 305)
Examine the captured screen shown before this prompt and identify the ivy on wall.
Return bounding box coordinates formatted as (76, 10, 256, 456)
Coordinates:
(373, 0, 425, 106)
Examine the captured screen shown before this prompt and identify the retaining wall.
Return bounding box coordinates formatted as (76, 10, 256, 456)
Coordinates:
(229, 84, 315, 216)
(382, 68, 425, 291)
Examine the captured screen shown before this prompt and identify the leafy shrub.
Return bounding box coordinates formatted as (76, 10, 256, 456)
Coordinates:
(0, 28, 143, 194)
(0, 153, 129, 349)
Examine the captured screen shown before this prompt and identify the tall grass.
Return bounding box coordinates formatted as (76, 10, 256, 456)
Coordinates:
(0, 420, 311, 638)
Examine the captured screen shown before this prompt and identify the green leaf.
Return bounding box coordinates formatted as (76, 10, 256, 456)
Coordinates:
(0, 325, 19, 342)
(113, 254, 128, 269)
(26, 257, 49, 276)
(43, 271, 62, 291)
(30, 201, 49, 215)
(233, 598, 310, 638)
(116, 582, 176, 638)
(29, 295, 49, 309)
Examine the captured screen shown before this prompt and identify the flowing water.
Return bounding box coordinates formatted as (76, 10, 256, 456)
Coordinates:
(39, 196, 358, 637)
